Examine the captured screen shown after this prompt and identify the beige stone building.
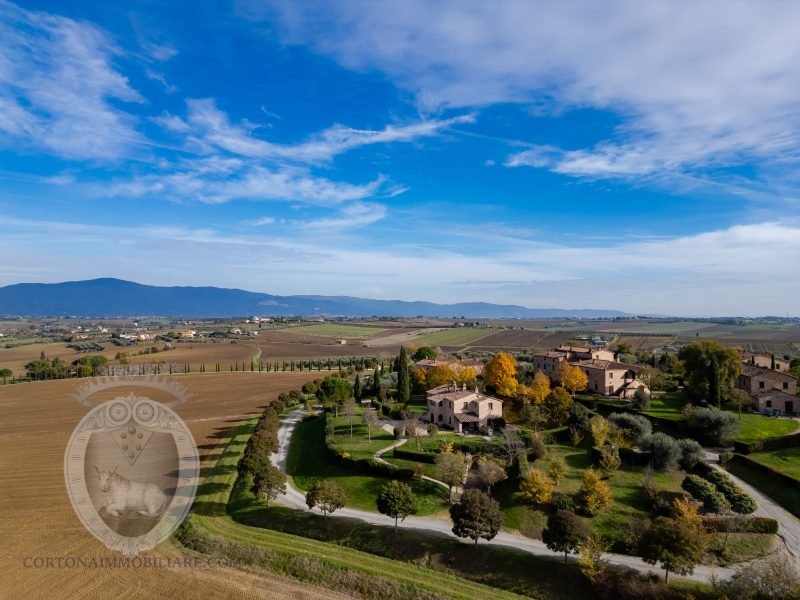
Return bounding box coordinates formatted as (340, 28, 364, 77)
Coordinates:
(573, 359, 648, 398)
(753, 389, 797, 415)
(741, 351, 790, 372)
(423, 383, 503, 434)
(737, 364, 797, 396)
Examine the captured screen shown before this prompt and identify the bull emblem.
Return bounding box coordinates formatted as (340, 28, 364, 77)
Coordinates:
(93, 465, 169, 518)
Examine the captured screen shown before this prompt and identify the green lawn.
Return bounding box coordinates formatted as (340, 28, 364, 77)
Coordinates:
(497, 443, 685, 548)
(733, 413, 798, 443)
(291, 323, 389, 338)
(748, 447, 800, 480)
(328, 406, 397, 460)
(286, 413, 448, 516)
(643, 393, 799, 442)
(725, 459, 800, 518)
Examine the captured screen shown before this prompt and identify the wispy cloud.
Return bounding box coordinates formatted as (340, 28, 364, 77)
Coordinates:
(0, 1, 144, 161)
(253, 0, 800, 185)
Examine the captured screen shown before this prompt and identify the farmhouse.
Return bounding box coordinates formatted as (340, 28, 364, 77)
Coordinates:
(736, 364, 797, 396)
(414, 358, 485, 376)
(424, 383, 503, 434)
(573, 359, 648, 398)
(753, 389, 797, 415)
(741, 351, 790, 373)
(556, 346, 616, 361)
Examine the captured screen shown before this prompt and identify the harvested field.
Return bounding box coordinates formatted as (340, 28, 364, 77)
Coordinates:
(126, 341, 257, 366)
(286, 323, 389, 338)
(0, 372, 344, 599)
(410, 328, 494, 348)
(0, 342, 150, 376)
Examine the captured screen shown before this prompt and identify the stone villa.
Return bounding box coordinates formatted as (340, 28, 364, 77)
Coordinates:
(423, 383, 503, 434)
(737, 363, 798, 415)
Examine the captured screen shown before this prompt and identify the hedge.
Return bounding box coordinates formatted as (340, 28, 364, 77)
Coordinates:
(733, 430, 800, 455)
(701, 515, 779, 534)
(726, 453, 800, 517)
(392, 447, 437, 464)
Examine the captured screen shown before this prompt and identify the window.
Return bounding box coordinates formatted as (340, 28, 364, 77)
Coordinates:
(784, 382, 789, 390)
(438, 414, 442, 422)
(609, 372, 613, 379)
(766, 400, 772, 408)
(759, 381, 765, 389)
(488, 402, 493, 410)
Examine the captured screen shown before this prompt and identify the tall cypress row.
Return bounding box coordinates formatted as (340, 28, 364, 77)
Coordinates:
(397, 346, 410, 404)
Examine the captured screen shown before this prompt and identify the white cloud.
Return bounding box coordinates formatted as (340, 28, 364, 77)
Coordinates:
(246, 216, 276, 226)
(251, 0, 800, 180)
(295, 201, 387, 231)
(1, 216, 798, 315)
(165, 98, 475, 163)
(0, 1, 144, 160)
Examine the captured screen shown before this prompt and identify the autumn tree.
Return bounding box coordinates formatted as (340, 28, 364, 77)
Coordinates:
(520, 468, 555, 505)
(478, 460, 507, 496)
(639, 516, 703, 583)
(456, 366, 477, 387)
(578, 534, 613, 583)
(547, 457, 566, 485)
(450, 489, 503, 546)
(376, 480, 417, 529)
(435, 452, 467, 503)
(426, 364, 458, 388)
(543, 510, 590, 563)
(578, 468, 612, 515)
(305, 480, 347, 518)
(484, 352, 518, 397)
(543, 387, 573, 427)
(410, 368, 428, 393)
(529, 371, 551, 406)
(560, 363, 588, 397)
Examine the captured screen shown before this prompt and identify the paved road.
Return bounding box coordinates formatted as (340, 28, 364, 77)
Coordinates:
(271, 409, 733, 583)
(705, 451, 800, 567)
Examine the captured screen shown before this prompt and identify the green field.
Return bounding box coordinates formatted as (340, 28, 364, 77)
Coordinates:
(748, 447, 800, 480)
(286, 412, 448, 515)
(412, 327, 492, 347)
(291, 323, 389, 338)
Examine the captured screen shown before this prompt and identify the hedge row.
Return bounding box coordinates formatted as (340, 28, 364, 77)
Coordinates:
(701, 515, 779, 534)
(393, 447, 437, 464)
(324, 413, 414, 480)
(726, 453, 800, 515)
(733, 430, 800, 455)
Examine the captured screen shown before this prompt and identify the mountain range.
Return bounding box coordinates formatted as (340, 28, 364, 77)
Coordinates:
(0, 278, 629, 319)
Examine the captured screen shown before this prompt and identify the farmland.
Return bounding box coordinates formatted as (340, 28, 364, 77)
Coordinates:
(286, 323, 390, 338)
(410, 327, 493, 347)
(0, 372, 338, 600)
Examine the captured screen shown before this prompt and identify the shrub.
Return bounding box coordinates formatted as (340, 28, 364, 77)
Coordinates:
(598, 447, 621, 476)
(676, 438, 703, 470)
(528, 435, 547, 461)
(702, 515, 778, 534)
(640, 432, 680, 470)
(681, 474, 716, 501)
(607, 412, 652, 444)
(568, 402, 591, 432)
(705, 469, 757, 514)
(578, 468, 612, 516)
(687, 408, 739, 445)
(551, 491, 576, 512)
(546, 457, 566, 484)
(702, 490, 730, 514)
(520, 468, 555, 505)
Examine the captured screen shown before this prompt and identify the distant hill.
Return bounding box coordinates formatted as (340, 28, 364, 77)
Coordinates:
(0, 278, 630, 318)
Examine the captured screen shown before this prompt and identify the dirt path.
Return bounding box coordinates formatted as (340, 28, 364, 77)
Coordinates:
(272, 409, 733, 584)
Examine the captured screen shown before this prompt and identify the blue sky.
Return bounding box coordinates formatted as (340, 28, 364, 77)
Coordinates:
(1, 0, 799, 315)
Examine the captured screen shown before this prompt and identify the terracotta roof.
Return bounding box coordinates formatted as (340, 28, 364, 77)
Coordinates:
(754, 389, 797, 401)
(573, 359, 640, 371)
(454, 413, 480, 423)
(741, 364, 796, 380)
(558, 345, 590, 353)
(532, 351, 568, 359)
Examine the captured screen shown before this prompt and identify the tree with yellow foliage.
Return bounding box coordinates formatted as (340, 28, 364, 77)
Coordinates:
(560, 363, 589, 397)
(484, 352, 518, 398)
(410, 368, 428, 393)
(456, 366, 477, 387)
(426, 364, 458, 388)
(530, 371, 551, 405)
(578, 468, 613, 515)
(520, 468, 555, 505)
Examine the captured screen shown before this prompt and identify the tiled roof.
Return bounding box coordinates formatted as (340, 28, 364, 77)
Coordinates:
(454, 413, 480, 423)
(532, 351, 568, 359)
(573, 359, 639, 371)
(754, 389, 797, 401)
(558, 345, 590, 353)
(741, 364, 796, 379)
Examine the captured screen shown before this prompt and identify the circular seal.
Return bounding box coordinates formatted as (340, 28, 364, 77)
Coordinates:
(64, 390, 199, 558)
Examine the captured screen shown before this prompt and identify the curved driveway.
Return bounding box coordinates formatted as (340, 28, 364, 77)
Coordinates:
(272, 409, 733, 583)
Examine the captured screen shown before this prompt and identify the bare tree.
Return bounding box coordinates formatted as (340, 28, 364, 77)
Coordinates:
(343, 397, 357, 438)
(499, 426, 524, 464)
(435, 452, 467, 503)
(402, 409, 422, 451)
(478, 460, 507, 496)
(362, 407, 381, 443)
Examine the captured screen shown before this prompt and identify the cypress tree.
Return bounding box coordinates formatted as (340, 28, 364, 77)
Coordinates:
(372, 368, 381, 396)
(354, 374, 362, 401)
(397, 347, 410, 404)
